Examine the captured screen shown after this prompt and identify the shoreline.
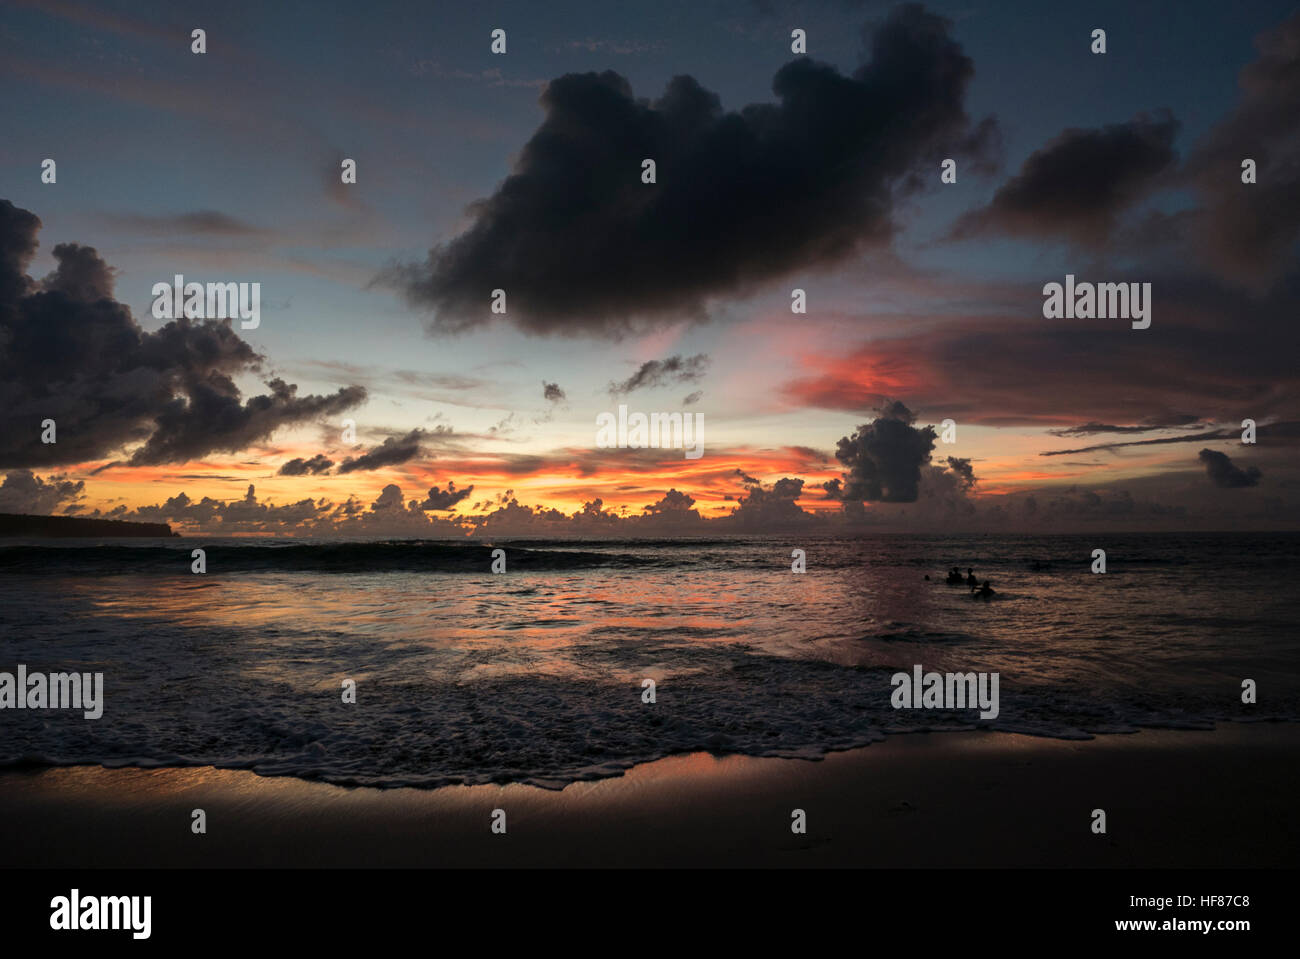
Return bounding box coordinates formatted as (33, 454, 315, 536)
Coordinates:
(1, 724, 1295, 868)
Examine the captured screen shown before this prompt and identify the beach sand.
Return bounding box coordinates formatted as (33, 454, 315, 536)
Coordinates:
(2, 724, 1295, 868)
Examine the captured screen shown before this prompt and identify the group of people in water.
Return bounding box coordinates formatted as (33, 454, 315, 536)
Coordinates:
(944, 566, 996, 598)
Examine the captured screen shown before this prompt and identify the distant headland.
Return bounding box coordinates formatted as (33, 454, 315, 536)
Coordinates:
(0, 513, 176, 538)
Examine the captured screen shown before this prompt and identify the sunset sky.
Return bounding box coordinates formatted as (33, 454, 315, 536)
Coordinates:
(1, 0, 1296, 534)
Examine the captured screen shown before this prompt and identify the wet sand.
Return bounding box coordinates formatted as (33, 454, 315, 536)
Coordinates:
(1, 724, 1295, 868)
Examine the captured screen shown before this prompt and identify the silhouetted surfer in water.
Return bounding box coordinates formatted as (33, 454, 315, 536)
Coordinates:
(971, 580, 996, 599)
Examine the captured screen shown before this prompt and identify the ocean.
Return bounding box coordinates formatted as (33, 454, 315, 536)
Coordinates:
(1, 532, 1296, 788)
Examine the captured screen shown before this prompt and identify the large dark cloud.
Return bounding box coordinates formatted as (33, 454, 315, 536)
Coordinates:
(950, 111, 1179, 246)
(387, 3, 997, 336)
(828, 400, 936, 503)
(0, 199, 366, 468)
(1199, 448, 1262, 488)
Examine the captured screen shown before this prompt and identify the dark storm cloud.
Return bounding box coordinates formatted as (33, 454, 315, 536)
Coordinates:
(542, 381, 566, 403)
(0, 199, 367, 469)
(337, 428, 427, 473)
(608, 354, 710, 395)
(829, 400, 936, 503)
(386, 3, 997, 336)
(950, 112, 1179, 246)
(418, 481, 474, 511)
(278, 454, 334, 476)
(1199, 448, 1262, 488)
